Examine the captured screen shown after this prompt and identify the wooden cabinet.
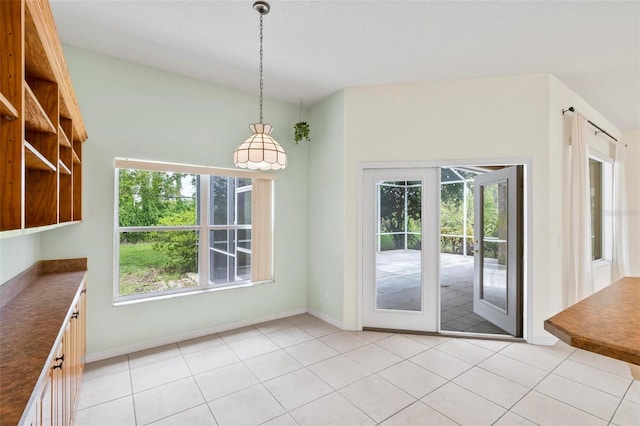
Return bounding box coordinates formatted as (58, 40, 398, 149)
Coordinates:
(22, 283, 86, 426)
(0, 0, 88, 233)
(0, 259, 87, 426)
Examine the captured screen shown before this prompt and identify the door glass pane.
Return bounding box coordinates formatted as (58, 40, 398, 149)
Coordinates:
(481, 181, 508, 311)
(376, 180, 422, 311)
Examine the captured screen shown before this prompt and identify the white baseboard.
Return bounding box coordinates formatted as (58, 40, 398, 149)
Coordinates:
(527, 335, 559, 346)
(306, 308, 347, 330)
(85, 307, 307, 363)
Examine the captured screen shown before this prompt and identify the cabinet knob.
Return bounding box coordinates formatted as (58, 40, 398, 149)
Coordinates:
(55, 354, 64, 362)
(81, 288, 87, 294)
(71, 311, 79, 319)
(52, 362, 63, 370)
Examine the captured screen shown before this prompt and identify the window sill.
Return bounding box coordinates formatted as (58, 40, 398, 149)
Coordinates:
(592, 259, 612, 270)
(113, 279, 274, 306)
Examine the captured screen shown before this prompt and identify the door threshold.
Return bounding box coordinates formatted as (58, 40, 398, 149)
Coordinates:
(438, 329, 524, 342)
(363, 327, 524, 343)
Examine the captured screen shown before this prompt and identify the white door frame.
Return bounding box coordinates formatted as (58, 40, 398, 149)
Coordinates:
(362, 168, 440, 331)
(473, 166, 523, 336)
(357, 159, 531, 340)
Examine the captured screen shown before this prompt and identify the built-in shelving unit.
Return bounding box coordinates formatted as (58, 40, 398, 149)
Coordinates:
(1, 0, 88, 233)
(24, 141, 56, 172)
(0, 92, 18, 119)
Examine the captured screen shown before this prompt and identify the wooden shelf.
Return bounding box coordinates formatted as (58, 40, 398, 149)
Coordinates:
(58, 125, 71, 147)
(58, 160, 71, 175)
(24, 141, 56, 172)
(1, 0, 88, 234)
(24, 82, 56, 134)
(0, 92, 18, 120)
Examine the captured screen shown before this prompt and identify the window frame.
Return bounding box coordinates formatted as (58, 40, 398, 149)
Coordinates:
(588, 149, 613, 264)
(113, 158, 275, 303)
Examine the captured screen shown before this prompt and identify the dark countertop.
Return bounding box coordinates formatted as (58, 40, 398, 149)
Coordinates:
(544, 276, 640, 366)
(0, 258, 87, 426)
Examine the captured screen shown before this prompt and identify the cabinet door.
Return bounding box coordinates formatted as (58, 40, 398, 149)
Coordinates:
(69, 301, 80, 407)
(53, 339, 65, 426)
(62, 322, 73, 424)
(39, 371, 53, 426)
(39, 338, 63, 426)
(22, 400, 39, 426)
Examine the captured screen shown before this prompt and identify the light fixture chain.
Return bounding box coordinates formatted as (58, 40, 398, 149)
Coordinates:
(259, 14, 264, 124)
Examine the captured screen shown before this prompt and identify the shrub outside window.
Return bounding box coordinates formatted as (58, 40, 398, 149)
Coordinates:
(114, 159, 274, 302)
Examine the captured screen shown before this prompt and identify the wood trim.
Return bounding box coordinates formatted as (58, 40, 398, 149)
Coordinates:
(24, 140, 55, 172)
(58, 159, 70, 175)
(0, 0, 25, 231)
(25, 0, 87, 142)
(24, 80, 56, 134)
(58, 124, 71, 147)
(0, 92, 18, 119)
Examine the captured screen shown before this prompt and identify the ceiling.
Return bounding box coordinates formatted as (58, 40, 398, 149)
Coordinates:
(51, 1, 640, 130)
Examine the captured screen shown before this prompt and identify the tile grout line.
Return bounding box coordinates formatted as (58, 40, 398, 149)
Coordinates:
(511, 347, 622, 423)
(126, 353, 139, 426)
(77, 316, 635, 426)
(605, 378, 636, 425)
(182, 343, 222, 426)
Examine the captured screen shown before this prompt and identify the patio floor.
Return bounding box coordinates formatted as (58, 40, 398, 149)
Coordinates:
(376, 250, 509, 335)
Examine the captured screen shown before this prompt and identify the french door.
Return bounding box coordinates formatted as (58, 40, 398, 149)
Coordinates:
(473, 166, 523, 336)
(362, 168, 440, 331)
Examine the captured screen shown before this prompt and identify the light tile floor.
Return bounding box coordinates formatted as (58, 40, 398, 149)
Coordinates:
(75, 314, 640, 426)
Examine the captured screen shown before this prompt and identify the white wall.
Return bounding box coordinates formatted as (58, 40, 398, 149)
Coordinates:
(333, 73, 621, 344)
(307, 92, 345, 323)
(342, 74, 555, 342)
(622, 129, 640, 276)
(0, 234, 41, 284)
(39, 47, 309, 357)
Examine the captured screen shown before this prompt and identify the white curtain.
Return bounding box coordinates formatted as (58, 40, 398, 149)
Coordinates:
(564, 112, 593, 306)
(611, 142, 628, 281)
(251, 178, 273, 282)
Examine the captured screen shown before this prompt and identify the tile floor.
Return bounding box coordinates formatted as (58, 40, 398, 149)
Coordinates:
(75, 314, 639, 426)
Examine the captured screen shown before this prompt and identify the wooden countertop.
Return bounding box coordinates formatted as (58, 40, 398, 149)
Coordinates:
(0, 258, 87, 426)
(544, 276, 640, 366)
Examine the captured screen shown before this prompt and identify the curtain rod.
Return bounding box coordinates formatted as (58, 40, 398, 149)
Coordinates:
(562, 106, 622, 144)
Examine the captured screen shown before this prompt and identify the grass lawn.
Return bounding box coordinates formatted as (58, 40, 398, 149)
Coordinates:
(119, 242, 197, 296)
(119, 242, 168, 274)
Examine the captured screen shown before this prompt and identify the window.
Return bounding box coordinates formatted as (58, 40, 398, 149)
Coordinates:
(114, 159, 274, 301)
(588, 154, 613, 262)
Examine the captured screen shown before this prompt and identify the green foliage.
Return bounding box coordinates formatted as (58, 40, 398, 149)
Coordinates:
(379, 234, 395, 251)
(293, 121, 311, 144)
(379, 182, 421, 233)
(118, 169, 199, 294)
(152, 210, 198, 274)
(440, 181, 475, 255)
(118, 169, 195, 243)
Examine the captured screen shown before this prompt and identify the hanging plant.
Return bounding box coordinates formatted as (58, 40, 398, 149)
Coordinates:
(293, 121, 311, 144)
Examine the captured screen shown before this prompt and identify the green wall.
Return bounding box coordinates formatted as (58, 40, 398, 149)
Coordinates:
(306, 92, 345, 324)
(40, 47, 309, 357)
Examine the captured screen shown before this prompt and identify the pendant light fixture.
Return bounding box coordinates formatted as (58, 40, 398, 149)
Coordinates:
(234, 1, 287, 170)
